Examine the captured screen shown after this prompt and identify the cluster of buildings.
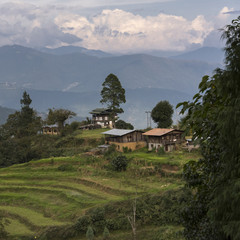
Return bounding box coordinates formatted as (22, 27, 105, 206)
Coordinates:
(43, 108, 185, 152)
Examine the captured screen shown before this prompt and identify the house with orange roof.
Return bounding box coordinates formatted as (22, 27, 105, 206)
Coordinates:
(143, 128, 184, 152)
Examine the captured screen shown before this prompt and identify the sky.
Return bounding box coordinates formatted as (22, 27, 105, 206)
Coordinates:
(0, 0, 239, 53)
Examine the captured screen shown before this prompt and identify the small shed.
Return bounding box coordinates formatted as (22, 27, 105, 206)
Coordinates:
(102, 129, 146, 152)
(43, 125, 60, 135)
(143, 128, 184, 152)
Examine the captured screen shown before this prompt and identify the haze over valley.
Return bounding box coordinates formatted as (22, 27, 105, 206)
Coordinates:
(0, 45, 221, 128)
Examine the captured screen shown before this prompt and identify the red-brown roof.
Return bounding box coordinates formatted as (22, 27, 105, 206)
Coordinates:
(143, 128, 176, 136)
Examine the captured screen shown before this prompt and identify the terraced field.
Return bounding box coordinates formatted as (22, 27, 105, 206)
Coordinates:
(0, 149, 200, 239)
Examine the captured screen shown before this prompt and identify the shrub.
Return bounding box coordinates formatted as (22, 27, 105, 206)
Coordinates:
(111, 155, 129, 171)
(103, 227, 110, 240)
(157, 147, 165, 155)
(122, 146, 132, 153)
(104, 144, 117, 156)
(74, 215, 91, 233)
(86, 226, 94, 240)
(57, 163, 74, 171)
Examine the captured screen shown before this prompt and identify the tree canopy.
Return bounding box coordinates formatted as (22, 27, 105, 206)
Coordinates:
(0, 91, 42, 166)
(115, 119, 134, 130)
(151, 100, 173, 128)
(47, 108, 76, 131)
(177, 16, 240, 240)
(100, 74, 126, 125)
(1, 91, 41, 138)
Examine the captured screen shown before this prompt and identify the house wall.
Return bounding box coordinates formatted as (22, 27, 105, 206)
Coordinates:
(146, 132, 184, 152)
(43, 127, 59, 135)
(147, 143, 175, 152)
(108, 141, 147, 152)
(92, 114, 116, 128)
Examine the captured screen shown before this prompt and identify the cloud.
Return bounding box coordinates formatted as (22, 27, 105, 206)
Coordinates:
(0, 2, 82, 47)
(56, 9, 214, 52)
(0, 2, 227, 52)
(62, 82, 80, 92)
(202, 7, 236, 48)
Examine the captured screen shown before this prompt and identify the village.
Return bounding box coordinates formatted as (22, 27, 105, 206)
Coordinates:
(43, 106, 190, 153)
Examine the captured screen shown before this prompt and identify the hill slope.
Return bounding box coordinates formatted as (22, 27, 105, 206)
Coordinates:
(0, 146, 199, 239)
(171, 47, 224, 64)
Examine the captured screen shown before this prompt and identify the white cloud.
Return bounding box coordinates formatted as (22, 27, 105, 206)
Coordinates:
(0, 2, 224, 52)
(0, 2, 81, 47)
(56, 9, 214, 52)
(217, 6, 234, 21)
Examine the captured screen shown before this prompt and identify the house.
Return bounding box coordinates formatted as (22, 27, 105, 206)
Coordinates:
(102, 129, 146, 152)
(42, 125, 60, 135)
(90, 108, 116, 129)
(143, 128, 184, 152)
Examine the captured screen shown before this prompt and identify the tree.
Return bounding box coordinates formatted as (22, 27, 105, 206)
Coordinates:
(151, 100, 173, 128)
(0, 91, 42, 166)
(100, 74, 126, 126)
(115, 119, 134, 130)
(46, 108, 76, 132)
(177, 16, 240, 240)
(2, 91, 41, 138)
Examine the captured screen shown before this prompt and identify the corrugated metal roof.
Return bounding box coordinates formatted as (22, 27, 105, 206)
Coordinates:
(143, 128, 175, 136)
(102, 129, 135, 136)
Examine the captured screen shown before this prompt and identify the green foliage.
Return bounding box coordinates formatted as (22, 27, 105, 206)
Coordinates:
(47, 108, 76, 132)
(177, 16, 240, 240)
(86, 226, 94, 240)
(0, 217, 8, 240)
(103, 226, 110, 240)
(111, 155, 129, 171)
(57, 164, 74, 171)
(100, 74, 126, 125)
(0, 91, 43, 167)
(123, 147, 132, 153)
(153, 226, 184, 240)
(157, 147, 165, 155)
(115, 120, 134, 130)
(1, 91, 42, 138)
(151, 100, 173, 128)
(74, 216, 91, 233)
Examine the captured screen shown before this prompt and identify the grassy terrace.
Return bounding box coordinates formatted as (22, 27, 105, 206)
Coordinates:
(75, 128, 110, 139)
(0, 129, 200, 239)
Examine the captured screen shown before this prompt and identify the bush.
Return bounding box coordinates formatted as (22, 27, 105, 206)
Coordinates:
(157, 147, 165, 155)
(57, 163, 74, 171)
(111, 155, 129, 171)
(103, 226, 110, 240)
(74, 215, 91, 233)
(86, 226, 94, 240)
(122, 146, 132, 153)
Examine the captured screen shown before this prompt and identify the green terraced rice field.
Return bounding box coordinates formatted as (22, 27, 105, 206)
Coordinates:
(0, 149, 200, 239)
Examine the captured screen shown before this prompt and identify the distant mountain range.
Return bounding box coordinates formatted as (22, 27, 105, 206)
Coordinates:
(39, 46, 113, 58)
(0, 44, 223, 127)
(171, 47, 224, 64)
(0, 45, 217, 93)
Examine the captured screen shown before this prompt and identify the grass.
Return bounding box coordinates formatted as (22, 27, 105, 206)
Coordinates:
(0, 140, 200, 239)
(3, 218, 33, 236)
(0, 206, 67, 227)
(75, 128, 110, 139)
